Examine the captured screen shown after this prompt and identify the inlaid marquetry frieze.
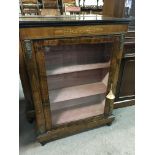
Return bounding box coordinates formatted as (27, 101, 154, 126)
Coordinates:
(20, 25, 128, 40)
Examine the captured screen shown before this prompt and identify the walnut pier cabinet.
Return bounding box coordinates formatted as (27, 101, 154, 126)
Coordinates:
(19, 15, 129, 144)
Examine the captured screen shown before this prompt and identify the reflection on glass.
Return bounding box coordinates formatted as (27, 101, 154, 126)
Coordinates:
(44, 41, 113, 126)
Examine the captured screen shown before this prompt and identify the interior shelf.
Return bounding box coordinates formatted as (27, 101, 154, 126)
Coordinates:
(52, 101, 105, 125)
(46, 62, 110, 76)
(49, 82, 107, 103)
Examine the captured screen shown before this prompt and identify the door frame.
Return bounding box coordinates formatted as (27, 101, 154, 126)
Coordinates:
(21, 34, 125, 133)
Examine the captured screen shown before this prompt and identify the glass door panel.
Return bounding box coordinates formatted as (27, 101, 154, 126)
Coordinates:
(43, 38, 113, 126)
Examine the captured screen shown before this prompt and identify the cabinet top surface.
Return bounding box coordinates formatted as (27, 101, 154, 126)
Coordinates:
(19, 15, 130, 28)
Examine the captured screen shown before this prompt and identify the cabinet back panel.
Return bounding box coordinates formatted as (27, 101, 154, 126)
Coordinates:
(44, 43, 112, 70)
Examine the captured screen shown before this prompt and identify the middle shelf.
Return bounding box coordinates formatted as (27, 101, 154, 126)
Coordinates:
(49, 82, 107, 103)
(46, 62, 110, 76)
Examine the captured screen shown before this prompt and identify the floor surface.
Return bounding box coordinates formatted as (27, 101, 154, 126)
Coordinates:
(19, 101, 135, 155)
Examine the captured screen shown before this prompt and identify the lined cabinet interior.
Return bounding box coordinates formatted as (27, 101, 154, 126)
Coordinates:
(44, 41, 113, 126)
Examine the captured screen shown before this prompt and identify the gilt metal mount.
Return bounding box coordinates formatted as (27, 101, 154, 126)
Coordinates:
(24, 40, 32, 59)
(106, 84, 115, 100)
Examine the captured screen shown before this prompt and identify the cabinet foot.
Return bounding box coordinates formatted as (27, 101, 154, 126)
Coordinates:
(26, 110, 35, 123)
(27, 117, 34, 124)
(40, 142, 46, 146)
(106, 122, 112, 126)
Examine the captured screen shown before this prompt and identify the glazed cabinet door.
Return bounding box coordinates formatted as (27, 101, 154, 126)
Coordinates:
(117, 57, 135, 100)
(23, 35, 124, 131)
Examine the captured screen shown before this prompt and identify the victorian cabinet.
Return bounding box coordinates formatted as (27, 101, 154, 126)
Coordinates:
(103, 0, 135, 108)
(19, 15, 129, 144)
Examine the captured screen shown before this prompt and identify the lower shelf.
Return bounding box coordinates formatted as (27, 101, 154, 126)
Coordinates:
(52, 101, 105, 125)
(49, 82, 107, 103)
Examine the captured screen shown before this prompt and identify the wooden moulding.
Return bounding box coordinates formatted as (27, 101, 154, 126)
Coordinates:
(114, 99, 135, 109)
(37, 115, 115, 144)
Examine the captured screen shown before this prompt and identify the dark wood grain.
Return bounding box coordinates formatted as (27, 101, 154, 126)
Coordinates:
(34, 41, 52, 131)
(19, 40, 34, 122)
(22, 40, 46, 134)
